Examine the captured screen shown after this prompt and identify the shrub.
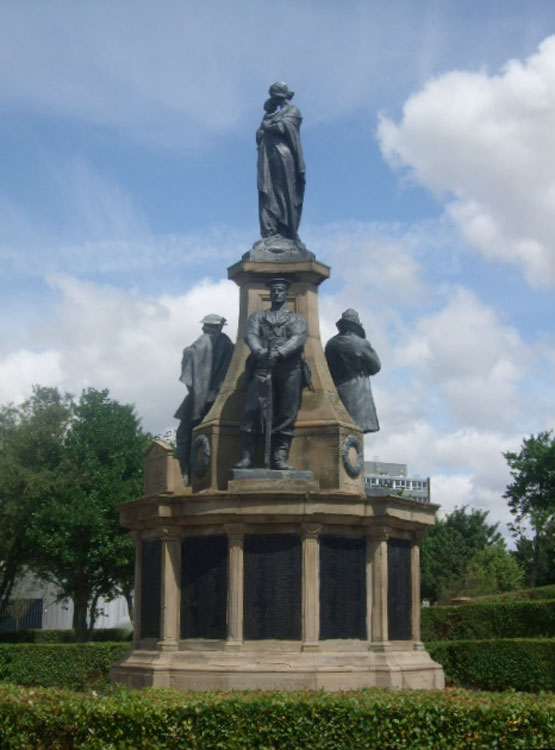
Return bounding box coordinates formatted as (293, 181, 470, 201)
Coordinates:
(469, 583, 555, 602)
(421, 599, 555, 640)
(0, 685, 553, 749)
(0, 643, 130, 691)
(427, 638, 555, 691)
(0, 628, 132, 643)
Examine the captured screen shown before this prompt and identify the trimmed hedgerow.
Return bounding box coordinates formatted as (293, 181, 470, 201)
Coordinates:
(0, 684, 553, 750)
(0, 643, 130, 691)
(427, 638, 555, 691)
(0, 628, 132, 644)
(421, 599, 555, 641)
(469, 583, 555, 603)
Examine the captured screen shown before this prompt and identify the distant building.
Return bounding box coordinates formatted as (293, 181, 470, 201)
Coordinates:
(0, 575, 131, 632)
(364, 461, 430, 503)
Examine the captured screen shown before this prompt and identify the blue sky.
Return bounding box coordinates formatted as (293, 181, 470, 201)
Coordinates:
(1, 0, 555, 537)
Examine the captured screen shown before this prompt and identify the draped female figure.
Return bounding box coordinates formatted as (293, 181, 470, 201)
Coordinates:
(257, 82, 305, 241)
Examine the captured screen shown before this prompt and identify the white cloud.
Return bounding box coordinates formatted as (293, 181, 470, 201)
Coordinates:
(3, 1, 544, 148)
(378, 35, 555, 286)
(397, 287, 527, 429)
(367, 422, 521, 538)
(0, 350, 62, 405)
(0, 2, 399, 145)
(3, 275, 239, 432)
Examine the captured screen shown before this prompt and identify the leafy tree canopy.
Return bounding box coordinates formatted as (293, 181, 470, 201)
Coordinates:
(0, 386, 151, 639)
(0, 387, 73, 623)
(421, 505, 507, 603)
(29, 387, 151, 639)
(461, 545, 525, 598)
(504, 431, 555, 587)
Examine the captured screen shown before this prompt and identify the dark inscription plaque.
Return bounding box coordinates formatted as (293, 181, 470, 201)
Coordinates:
(320, 535, 366, 639)
(181, 535, 228, 639)
(388, 538, 412, 640)
(140, 538, 161, 639)
(244, 534, 301, 640)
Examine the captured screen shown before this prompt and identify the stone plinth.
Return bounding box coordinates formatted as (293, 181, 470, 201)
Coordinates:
(112, 483, 445, 691)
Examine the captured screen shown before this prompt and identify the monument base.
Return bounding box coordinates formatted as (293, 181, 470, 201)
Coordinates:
(229, 468, 318, 493)
(245, 236, 314, 262)
(113, 471, 445, 693)
(112, 641, 444, 691)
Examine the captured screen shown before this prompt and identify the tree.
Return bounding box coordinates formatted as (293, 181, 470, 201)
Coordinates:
(441, 506, 503, 551)
(420, 524, 465, 603)
(420, 505, 505, 603)
(29, 387, 151, 640)
(504, 431, 555, 587)
(460, 545, 525, 597)
(0, 387, 72, 624)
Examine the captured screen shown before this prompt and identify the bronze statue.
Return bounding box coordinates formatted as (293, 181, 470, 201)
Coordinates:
(257, 82, 305, 242)
(174, 314, 234, 482)
(325, 309, 381, 433)
(235, 278, 308, 470)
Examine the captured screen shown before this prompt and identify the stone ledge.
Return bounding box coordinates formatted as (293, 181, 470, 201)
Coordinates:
(228, 468, 319, 494)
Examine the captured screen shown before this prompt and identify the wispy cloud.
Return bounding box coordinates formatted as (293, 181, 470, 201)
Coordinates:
(2, 1, 549, 148)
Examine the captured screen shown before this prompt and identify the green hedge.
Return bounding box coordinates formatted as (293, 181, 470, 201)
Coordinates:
(427, 638, 555, 691)
(0, 628, 132, 643)
(0, 685, 553, 750)
(0, 643, 130, 691)
(469, 583, 555, 602)
(422, 599, 555, 640)
(1, 639, 553, 694)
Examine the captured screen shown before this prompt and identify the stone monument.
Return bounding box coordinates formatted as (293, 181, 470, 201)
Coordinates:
(112, 83, 445, 691)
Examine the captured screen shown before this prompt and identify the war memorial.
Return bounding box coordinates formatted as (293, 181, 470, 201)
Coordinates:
(112, 83, 445, 691)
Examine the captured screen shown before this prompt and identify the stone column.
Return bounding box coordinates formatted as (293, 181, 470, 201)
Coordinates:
(368, 528, 390, 651)
(302, 523, 321, 650)
(411, 531, 424, 650)
(225, 524, 244, 648)
(130, 530, 142, 646)
(158, 526, 181, 651)
(365, 530, 373, 644)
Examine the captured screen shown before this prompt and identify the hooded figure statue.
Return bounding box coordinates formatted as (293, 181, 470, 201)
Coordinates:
(325, 309, 381, 432)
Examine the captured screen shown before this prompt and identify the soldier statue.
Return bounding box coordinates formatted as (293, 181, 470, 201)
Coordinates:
(174, 314, 234, 482)
(235, 277, 309, 470)
(325, 309, 381, 433)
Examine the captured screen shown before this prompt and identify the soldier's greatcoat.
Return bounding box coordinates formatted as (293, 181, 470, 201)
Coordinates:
(325, 332, 381, 433)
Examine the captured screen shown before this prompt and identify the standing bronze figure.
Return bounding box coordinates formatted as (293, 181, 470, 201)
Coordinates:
(174, 315, 234, 482)
(325, 309, 381, 433)
(235, 278, 308, 470)
(257, 82, 305, 242)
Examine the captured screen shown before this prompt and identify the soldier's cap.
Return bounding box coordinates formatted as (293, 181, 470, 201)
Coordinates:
(266, 277, 292, 289)
(200, 314, 227, 326)
(337, 308, 365, 337)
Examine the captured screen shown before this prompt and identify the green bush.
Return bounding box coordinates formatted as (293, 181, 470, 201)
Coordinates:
(428, 638, 555, 691)
(0, 628, 132, 643)
(0, 685, 553, 750)
(422, 599, 555, 640)
(0, 643, 130, 691)
(469, 583, 555, 602)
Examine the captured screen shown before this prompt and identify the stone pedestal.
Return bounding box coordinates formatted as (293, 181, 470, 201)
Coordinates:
(112, 455, 444, 690)
(112, 254, 444, 691)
